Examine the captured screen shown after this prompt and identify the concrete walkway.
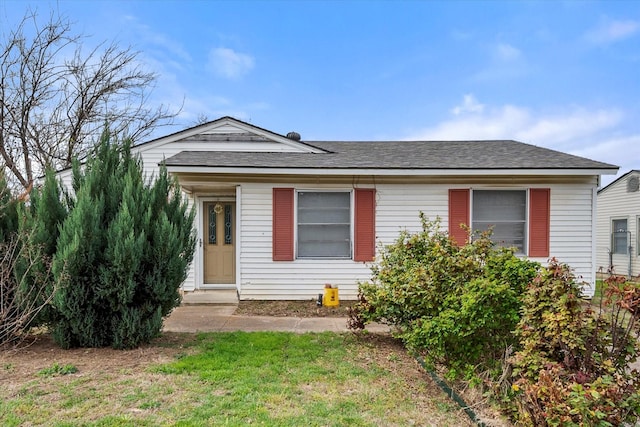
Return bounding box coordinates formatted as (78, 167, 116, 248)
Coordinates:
(163, 305, 390, 334)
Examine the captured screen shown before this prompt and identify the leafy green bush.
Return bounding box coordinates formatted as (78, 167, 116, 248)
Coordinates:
(511, 259, 640, 426)
(348, 214, 540, 377)
(348, 214, 640, 423)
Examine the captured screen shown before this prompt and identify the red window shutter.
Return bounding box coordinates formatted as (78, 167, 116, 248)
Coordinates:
(272, 188, 294, 261)
(354, 188, 376, 262)
(529, 188, 550, 257)
(448, 189, 470, 246)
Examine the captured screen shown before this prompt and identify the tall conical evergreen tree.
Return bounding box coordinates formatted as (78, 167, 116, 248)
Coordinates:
(16, 169, 68, 326)
(51, 131, 195, 349)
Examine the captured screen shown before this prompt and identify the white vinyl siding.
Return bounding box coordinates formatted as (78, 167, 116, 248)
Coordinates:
(238, 183, 370, 300)
(58, 171, 600, 298)
(548, 182, 597, 296)
(596, 171, 640, 278)
(235, 180, 598, 300)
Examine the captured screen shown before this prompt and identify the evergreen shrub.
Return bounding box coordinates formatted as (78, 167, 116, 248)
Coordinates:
(16, 169, 67, 326)
(46, 131, 195, 349)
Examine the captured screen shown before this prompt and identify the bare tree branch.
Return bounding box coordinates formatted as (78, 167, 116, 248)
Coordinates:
(0, 9, 178, 193)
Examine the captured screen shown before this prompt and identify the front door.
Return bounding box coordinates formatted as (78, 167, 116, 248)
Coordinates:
(204, 201, 235, 284)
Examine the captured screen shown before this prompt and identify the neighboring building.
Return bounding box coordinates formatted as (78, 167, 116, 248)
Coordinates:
(60, 116, 619, 300)
(596, 170, 640, 279)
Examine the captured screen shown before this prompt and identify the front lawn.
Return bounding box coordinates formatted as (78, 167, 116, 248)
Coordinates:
(1, 331, 476, 426)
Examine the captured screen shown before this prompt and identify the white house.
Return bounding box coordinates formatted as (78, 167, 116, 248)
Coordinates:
(64, 116, 618, 301)
(596, 170, 640, 279)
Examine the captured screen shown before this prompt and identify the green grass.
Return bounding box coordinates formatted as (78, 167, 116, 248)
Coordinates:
(0, 332, 473, 426)
(38, 363, 79, 377)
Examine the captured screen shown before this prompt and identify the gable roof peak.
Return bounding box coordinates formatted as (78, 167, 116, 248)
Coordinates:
(133, 115, 327, 154)
(598, 169, 640, 194)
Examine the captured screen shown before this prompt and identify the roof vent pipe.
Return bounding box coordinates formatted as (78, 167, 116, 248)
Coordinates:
(286, 131, 301, 141)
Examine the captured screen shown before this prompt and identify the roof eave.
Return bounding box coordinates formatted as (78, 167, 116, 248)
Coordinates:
(164, 166, 619, 177)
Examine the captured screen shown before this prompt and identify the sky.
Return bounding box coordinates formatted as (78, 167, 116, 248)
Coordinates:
(1, 0, 639, 186)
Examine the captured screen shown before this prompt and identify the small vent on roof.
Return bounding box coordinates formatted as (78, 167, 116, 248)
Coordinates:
(627, 175, 639, 192)
(286, 131, 301, 141)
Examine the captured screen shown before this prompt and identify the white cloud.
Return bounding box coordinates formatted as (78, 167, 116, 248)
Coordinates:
(451, 94, 485, 116)
(410, 95, 623, 149)
(407, 95, 638, 187)
(120, 14, 192, 64)
(574, 134, 640, 164)
(419, 104, 529, 140)
(450, 29, 473, 41)
(520, 108, 622, 146)
(208, 47, 255, 79)
(495, 43, 521, 61)
(471, 42, 528, 83)
(586, 19, 640, 44)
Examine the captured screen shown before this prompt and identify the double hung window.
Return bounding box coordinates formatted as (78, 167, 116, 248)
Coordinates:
(297, 191, 351, 259)
(472, 190, 527, 253)
(612, 219, 628, 255)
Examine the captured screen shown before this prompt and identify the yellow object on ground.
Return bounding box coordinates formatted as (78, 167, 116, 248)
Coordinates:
(323, 287, 339, 307)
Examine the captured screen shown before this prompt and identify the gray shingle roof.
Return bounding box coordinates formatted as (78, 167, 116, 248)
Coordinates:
(163, 140, 617, 171)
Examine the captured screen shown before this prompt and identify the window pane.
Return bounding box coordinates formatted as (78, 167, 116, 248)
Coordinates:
(612, 219, 628, 254)
(472, 190, 526, 253)
(297, 192, 351, 258)
(224, 204, 233, 245)
(486, 222, 525, 249)
(208, 204, 217, 245)
(299, 192, 350, 209)
(473, 191, 526, 221)
(298, 224, 350, 258)
(298, 208, 350, 224)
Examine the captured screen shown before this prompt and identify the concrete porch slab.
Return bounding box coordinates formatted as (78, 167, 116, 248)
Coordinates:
(163, 305, 391, 334)
(181, 289, 239, 305)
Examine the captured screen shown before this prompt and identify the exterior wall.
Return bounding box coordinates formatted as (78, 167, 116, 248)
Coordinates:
(238, 182, 373, 300)
(232, 178, 598, 300)
(58, 168, 73, 190)
(596, 172, 640, 278)
(182, 192, 197, 292)
(56, 157, 600, 299)
(548, 183, 598, 294)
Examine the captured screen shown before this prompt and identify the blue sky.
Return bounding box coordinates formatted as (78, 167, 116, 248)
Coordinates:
(1, 0, 639, 185)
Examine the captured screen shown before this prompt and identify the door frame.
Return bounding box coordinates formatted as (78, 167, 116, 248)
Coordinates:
(197, 189, 241, 290)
